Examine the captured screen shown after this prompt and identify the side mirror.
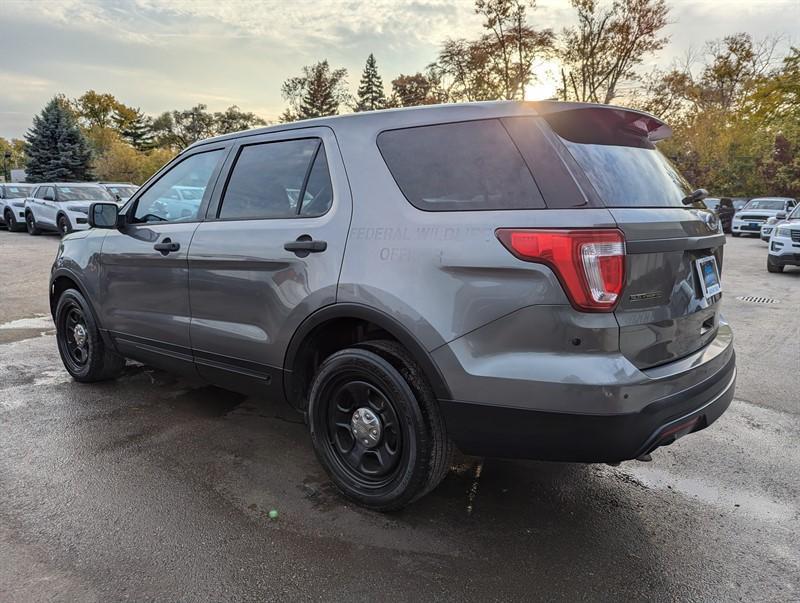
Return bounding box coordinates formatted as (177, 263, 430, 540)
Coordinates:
(776, 212, 787, 220)
(89, 202, 120, 229)
(43, 195, 55, 201)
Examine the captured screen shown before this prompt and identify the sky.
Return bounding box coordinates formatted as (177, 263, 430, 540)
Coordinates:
(1, 0, 798, 139)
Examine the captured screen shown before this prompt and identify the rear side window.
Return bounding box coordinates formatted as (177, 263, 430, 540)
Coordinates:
(219, 138, 326, 220)
(377, 120, 545, 211)
(543, 109, 691, 208)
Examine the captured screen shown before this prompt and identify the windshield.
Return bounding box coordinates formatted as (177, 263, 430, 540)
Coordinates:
(745, 199, 787, 211)
(4, 185, 34, 198)
(105, 185, 138, 198)
(57, 186, 113, 202)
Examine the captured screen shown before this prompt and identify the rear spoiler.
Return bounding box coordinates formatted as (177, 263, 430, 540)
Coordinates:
(530, 101, 672, 146)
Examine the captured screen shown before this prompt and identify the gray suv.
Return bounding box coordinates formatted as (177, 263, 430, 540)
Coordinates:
(50, 101, 736, 510)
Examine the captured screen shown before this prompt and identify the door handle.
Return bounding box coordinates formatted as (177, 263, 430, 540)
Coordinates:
(154, 238, 180, 254)
(284, 235, 327, 257)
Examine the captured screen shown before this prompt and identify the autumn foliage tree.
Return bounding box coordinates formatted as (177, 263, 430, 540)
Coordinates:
(434, 0, 554, 101)
(559, 0, 669, 104)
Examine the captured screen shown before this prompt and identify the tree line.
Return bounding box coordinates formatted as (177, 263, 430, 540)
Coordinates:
(5, 0, 799, 197)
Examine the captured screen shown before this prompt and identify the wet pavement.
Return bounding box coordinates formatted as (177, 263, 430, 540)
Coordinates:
(0, 230, 798, 602)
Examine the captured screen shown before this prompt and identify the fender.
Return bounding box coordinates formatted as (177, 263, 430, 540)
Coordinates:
(50, 267, 116, 351)
(282, 302, 452, 407)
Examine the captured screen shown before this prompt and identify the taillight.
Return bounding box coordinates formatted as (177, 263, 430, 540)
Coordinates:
(496, 228, 625, 312)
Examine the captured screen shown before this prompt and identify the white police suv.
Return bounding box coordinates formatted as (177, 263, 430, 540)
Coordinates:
(767, 203, 800, 273)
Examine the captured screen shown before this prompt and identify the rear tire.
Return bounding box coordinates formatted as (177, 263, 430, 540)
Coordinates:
(307, 341, 452, 511)
(25, 211, 42, 235)
(55, 289, 125, 382)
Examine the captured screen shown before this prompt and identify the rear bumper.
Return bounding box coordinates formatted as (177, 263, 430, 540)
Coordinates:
(440, 351, 735, 462)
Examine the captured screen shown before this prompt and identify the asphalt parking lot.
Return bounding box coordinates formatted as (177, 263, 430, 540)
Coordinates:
(0, 229, 798, 602)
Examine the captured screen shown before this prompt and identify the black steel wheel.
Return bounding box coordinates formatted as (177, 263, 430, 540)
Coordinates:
(325, 379, 404, 488)
(308, 342, 452, 511)
(55, 289, 125, 382)
(63, 304, 90, 368)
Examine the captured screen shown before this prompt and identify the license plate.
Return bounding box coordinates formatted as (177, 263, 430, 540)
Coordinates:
(696, 256, 722, 299)
(749, 222, 759, 229)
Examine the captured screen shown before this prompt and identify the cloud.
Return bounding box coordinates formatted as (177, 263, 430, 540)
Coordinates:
(1, 0, 797, 139)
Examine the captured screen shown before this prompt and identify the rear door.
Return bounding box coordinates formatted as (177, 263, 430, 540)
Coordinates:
(187, 127, 351, 394)
(541, 107, 724, 369)
(99, 146, 228, 376)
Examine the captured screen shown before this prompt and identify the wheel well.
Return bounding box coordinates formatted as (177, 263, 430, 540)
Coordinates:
(50, 275, 80, 317)
(286, 317, 396, 409)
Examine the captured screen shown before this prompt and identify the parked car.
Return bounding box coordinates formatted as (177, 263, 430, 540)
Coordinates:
(731, 198, 748, 212)
(760, 212, 788, 242)
(766, 204, 800, 272)
(0, 183, 36, 231)
(732, 197, 797, 237)
(98, 182, 139, 203)
(49, 101, 735, 510)
(25, 183, 114, 236)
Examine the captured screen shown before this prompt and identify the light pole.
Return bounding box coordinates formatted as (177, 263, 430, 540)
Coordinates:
(2, 151, 11, 182)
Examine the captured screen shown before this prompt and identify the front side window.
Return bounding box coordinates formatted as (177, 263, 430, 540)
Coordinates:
(377, 120, 544, 211)
(133, 149, 224, 223)
(40, 186, 54, 200)
(219, 138, 323, 220)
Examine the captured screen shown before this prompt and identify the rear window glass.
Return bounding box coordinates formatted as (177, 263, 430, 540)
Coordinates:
(559, 141, 691, 208)
(544, 110, 692, 208)
(377, 120, 544, 211)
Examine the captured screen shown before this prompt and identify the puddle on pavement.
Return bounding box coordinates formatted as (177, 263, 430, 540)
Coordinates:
(616, 464, 794, 523)
(0, 314, 54, 331)
(0, 315, 55, 344)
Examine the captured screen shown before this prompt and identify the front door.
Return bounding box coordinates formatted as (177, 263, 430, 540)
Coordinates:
(39, 186, 57, 227)
(98, 146, 228, 375)
(187, 128, 351, 395)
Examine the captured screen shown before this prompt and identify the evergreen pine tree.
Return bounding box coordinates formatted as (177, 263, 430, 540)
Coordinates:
(114, 107, 154, 151)
(354, 53, 387, 112)
(25, 96, 93, 182)
(299, 61, 342, 119)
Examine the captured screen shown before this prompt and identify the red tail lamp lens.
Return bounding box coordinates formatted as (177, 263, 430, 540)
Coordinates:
(496, 229, 626, 312)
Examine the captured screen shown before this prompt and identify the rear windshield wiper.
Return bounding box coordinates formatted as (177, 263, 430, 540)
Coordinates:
(682, 188, 709, 206)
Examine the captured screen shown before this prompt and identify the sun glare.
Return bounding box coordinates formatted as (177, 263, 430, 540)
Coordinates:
(524, 59, 562, 101)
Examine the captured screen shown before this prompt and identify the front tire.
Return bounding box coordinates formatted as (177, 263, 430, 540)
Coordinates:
(4, 209, 23, 232)
(767, 257, 784, 273)
(731, 232, 741, 238)
(25, 211, 42, 235)
(55, 289, 125, 382)
(308, 341, 452, 511)
(58, 214, 72, 236)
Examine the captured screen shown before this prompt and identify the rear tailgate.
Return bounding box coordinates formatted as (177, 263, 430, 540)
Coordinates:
(611, 208, 724, 368)
(537, 103, 726, 369)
